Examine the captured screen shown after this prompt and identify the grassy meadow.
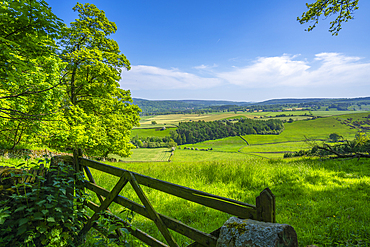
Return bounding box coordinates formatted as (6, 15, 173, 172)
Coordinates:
(131, 127, 176, 138)
(88, 157, 370, 247)
(87, 111, 370, 246)
(2, 110, 370, 246)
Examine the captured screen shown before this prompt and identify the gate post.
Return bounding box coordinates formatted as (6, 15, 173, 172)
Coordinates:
(256, 187, 276, 223)
(73, 149, 84, 211)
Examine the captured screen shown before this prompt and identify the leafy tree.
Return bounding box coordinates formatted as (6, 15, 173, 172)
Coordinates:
(298, 0, 359, 35)
(329, 133, 342, 142)
(48, 3, 140, 157)
(151, 121, 157, 125)
(0, 0, 65, 148)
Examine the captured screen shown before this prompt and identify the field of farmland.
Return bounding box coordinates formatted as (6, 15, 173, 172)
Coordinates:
(137, 110, 367, 128)
(121, 111, 370, 160)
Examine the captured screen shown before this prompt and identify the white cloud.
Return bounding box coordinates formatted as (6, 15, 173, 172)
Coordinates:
(120, 65, 222, 90)
(120, 53, 370, 93)
(218, 53, 370, 88)
(193, 64, 218, 70)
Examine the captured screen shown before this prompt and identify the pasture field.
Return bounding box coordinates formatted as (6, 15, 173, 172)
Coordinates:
(109, 148, 171, 162)
(242, 113, 365, 145)
(131, 127, 176, 138)
(137, 110, 366, 128)
(172, 148, 249, 162)
(126, 112, 369, 160)
(240, 141, 310, 153)
(181, 136, 246, 152)
(91, 157, 370, 247)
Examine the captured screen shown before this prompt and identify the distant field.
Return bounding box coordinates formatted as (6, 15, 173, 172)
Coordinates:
(131, 127, 176, 138)
(241, 113, 368, 145)
(239, 141, 312, 159)
(137, 110, 367, 128)
(240, 141, 310, 153)
(181, 136, 246, 152)
(109, 148, 171, 162)
(126, 112, 370, 160)
(172, 149, 249, 162)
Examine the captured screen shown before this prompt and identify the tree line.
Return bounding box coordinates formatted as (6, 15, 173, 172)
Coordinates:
(169, 119, 284, 145)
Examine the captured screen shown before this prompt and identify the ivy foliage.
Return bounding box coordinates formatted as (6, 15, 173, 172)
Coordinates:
(298, 0, 359, 35)
(0, 159, 87, 246)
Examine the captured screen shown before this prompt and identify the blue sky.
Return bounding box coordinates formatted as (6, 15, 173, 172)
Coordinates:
(47, 0, 370, 102)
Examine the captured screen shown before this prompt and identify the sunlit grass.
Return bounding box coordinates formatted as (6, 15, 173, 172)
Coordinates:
(88, 157, 370, 246)
(131, 127, 176, 138)
(109, 148, 172, 162)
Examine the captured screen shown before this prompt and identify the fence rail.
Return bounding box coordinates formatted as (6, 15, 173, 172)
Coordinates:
(53, 150, 276, 247)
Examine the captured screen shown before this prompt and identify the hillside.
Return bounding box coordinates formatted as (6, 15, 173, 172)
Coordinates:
(132, 97, 370, 114)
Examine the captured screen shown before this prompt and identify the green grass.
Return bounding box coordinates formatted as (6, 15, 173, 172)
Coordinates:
(312, 110, 368, 117)
(88, 157, 370, 247)
(172, 149, 249, 162)
(180, 136, 247, 152)
(131, 127, 176, 138)
(109, 148, 172, 162)
(238, 141, 311, 159)
(241, 113, 368, 145)
(173, 113, 368, 158)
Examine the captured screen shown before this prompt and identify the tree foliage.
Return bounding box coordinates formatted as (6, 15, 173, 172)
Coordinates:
(173, 119, 284, 145)
(298, 0, 359, 35)
(0, 0, 65, 148)
(46, 3, 140, 157)
(1, 1, 140, 157)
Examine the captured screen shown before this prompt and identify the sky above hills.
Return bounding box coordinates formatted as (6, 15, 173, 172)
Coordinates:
(47, 0, 370, 102)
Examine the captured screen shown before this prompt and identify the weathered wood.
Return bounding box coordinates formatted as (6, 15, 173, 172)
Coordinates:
(87, 201, 168, 247)
(78, 173, 129, 238)
(187, 228, 221, 247)
(84, 181, 218, 247)
(128, 172, 179, 247)
(82, 166, 125, 240)
(256, 187, 276, 223)
(80, 158, 256, 219)
(83, 165, 105, 204)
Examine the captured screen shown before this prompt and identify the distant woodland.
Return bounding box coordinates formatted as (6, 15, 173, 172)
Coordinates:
(170, 119, 284, 145)
(133, 97, 370, 115)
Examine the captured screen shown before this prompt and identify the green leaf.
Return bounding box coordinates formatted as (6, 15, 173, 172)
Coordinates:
(47, 217, 55, 222)
(15, 205, 27, 213)
(18, 217, 29, 226)
(17, 224, 28, 236)
(33, 212, 44, 221)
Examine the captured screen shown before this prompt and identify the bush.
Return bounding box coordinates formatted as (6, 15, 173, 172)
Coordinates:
(0, 159, 87, 246)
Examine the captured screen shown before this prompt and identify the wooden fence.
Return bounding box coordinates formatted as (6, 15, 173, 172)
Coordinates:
(55, 150, 276, 247)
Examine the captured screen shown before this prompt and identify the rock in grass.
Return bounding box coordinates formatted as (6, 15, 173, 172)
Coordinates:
(216, 217, 298, 247)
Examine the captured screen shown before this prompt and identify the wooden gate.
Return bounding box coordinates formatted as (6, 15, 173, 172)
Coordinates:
(65, 151, 276, 247)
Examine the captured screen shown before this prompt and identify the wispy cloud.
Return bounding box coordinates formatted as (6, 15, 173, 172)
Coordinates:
(120, 53, 370, 94)
(193, 64, 218, 70)
(218, 53, 370, 88)
(120, 65, 222, 90)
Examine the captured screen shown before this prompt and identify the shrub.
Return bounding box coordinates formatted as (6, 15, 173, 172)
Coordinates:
(0, 159, 87, 246)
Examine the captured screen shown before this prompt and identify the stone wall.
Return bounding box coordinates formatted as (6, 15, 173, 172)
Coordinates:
(0, 149, 71, 160)
(0, 149, 119, 162)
